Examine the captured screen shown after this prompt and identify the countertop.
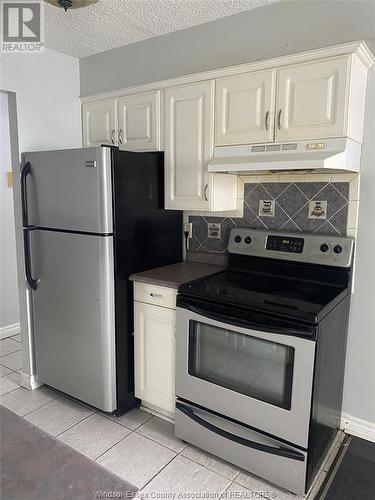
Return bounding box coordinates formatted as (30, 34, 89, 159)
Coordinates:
(129, 261, 225, 289)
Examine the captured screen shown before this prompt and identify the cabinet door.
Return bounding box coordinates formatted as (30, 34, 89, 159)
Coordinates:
(82, 100, 117, 147)
(134, 301, 175, 413)
(118, 91, 160, 151)
(164, 80, 214, 210)
(215, 69, 275, 145)
(276, 57, 349, 141)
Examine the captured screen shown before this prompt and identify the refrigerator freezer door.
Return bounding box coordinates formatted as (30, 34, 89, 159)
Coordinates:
(30, 229, 116, 412)
(23, 147, 113, 234)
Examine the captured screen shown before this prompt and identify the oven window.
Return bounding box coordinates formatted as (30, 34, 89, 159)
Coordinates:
(188, 321, 295, 410)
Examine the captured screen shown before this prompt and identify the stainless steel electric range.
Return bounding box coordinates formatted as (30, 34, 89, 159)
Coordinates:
(175, 228, 354, 495)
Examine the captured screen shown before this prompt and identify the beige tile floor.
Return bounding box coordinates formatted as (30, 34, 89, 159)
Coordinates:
(0, 335, 339, 498)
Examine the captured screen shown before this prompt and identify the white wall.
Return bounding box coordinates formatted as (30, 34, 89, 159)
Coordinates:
(0, 48, 81, 153)
(342, 65, 375, 435)
(0, 93, 19, 330)
(0, 48, 81, 378)
(79, 0, 375, 96)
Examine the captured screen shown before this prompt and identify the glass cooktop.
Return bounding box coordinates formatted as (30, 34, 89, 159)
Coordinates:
(179, 270, 349, 323)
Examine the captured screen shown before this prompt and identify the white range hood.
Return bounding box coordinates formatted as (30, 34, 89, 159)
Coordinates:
(208, 138, 361, 174)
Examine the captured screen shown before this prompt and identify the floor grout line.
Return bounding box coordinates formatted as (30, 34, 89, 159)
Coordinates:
(93, 430, 135, 462)
(54, 411, 95, 438)
(138, 452, 178, 492)
(19, 392, 62, 418)
(98, 409, 153, 431)
(133, 428, 186, 454)
(178, 448, 240, 482)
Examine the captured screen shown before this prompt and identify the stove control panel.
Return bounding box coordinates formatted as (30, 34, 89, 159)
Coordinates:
(228, 228, 354, 268)
(266, 235, 304, 254)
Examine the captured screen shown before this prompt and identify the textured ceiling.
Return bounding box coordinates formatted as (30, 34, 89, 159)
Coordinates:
(43, 0, 278, 58)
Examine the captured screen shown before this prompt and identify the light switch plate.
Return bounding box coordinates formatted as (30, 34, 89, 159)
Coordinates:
(6, 171, 13, 188)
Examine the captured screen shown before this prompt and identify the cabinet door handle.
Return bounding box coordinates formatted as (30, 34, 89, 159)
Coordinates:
(150, 292, 162, 298)
(119, 129, 123, 145)
(265, 110, 270, 131)
(204, 184, 208, 202)
(111, 129, 115, 144)
(277, 109, 282, 130)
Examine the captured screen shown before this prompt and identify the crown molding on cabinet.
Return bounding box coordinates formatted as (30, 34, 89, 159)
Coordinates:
(80, 41, 374, 103)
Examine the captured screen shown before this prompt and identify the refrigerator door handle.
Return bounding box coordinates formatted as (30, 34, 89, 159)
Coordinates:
(23, 228, 38, 290)
(21, 161, 31, 227)
(21, 162, 37, 290)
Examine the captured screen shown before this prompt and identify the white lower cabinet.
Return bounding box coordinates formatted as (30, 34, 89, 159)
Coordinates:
(134, 295, 176, 415)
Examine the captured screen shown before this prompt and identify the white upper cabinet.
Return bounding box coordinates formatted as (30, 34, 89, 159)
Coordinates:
(164, 80, 214, 211)
(275, 57, 349, 141)
(215, 69, 276, 145)
(82, 99, 117, 147)
(117, 91, 161, 151)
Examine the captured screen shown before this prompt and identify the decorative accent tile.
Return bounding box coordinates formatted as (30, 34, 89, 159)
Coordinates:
(258, 200, 275, 217)
(208, 222, 221, 239)
(189, 180, 350, 253)
(308, 200, 327, 219)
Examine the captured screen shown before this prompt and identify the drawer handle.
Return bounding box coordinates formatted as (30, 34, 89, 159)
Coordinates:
(176, 402, 305, 462)
(150, 292, 163, 298)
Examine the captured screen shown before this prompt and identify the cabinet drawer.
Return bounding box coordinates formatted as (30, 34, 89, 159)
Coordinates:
(134, 282, 177, 309)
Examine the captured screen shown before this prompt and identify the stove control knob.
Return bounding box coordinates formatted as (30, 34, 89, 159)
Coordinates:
(320, 243, 329, 253)
(245, 236, 252, 245)
(334, 244, 343, 254)
(234, 235, 242, 243)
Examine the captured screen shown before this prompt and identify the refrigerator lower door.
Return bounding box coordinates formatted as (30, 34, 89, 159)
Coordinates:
(30, 229, 116, 412)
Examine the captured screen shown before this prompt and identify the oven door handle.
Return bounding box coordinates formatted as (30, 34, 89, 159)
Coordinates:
(177, 298, 312, 337)
(176, 402, 305, 462)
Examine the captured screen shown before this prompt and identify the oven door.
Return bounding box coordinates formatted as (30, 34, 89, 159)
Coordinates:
(176, 297, 316, 448)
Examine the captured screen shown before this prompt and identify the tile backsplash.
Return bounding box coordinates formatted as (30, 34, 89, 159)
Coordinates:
(189, 180, 351, 253)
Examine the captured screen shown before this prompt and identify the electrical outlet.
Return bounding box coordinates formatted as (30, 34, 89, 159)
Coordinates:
(184, 222, 193, 238)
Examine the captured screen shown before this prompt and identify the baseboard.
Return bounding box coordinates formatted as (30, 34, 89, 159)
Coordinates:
(0, 322, 20, 340)
(341, 412, 375, 443)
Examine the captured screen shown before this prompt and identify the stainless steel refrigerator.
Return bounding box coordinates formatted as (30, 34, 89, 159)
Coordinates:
(21, 146, 182, 414)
